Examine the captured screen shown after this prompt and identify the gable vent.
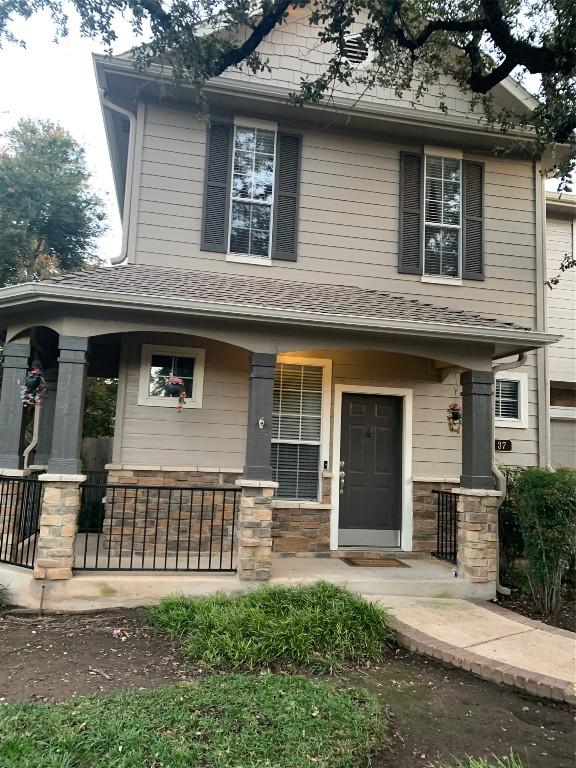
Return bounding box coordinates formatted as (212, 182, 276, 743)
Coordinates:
(343, 35, 369, 65)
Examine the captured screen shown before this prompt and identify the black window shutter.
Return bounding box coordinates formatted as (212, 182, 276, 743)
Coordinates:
(398, 152, 423, 274)
(272, 132, 302, 261)
(201, 122, 233, 253)
(462, 160, 485, 280)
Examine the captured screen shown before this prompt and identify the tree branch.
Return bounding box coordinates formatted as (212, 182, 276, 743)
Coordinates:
(210, 0, 295, 76)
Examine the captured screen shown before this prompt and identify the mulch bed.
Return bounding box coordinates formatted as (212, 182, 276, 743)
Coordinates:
(0, 608, 574, 767)
(497, 589, 575, 633)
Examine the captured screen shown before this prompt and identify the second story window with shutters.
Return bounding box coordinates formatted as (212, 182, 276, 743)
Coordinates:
(201, 117, 302, 264)
(424, 155, 462, 278)
(230, 125, 276, 259)
(399, 148, 485, 282)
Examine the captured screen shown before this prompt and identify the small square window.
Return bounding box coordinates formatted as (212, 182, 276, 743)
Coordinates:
(495, 373, 528, 429)
(138, 345, 205, 408)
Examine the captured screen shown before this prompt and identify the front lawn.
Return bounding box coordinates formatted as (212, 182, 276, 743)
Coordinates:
(149, 580, 393, 672)
(0, 674, 386, 768)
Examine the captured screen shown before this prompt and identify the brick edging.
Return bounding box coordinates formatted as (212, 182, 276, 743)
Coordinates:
(390, 617, 575, 706)
(475, 599, 576, 639)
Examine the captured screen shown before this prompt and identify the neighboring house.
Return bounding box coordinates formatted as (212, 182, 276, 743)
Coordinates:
(545, 193, 576, 468)
(0, 11, 565, 605)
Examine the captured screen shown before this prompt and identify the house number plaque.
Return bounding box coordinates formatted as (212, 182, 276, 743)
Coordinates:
(495, 439, 512, 452)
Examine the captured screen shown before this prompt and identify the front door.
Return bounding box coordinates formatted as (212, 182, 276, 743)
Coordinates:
(339, 393, 403, 547)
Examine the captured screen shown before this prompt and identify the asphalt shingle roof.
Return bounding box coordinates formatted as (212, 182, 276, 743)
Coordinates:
(43, 264, 528, 332)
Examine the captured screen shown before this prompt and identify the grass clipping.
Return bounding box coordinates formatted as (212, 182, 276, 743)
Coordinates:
(0, 675, 386, 768)
(150, 581, 393, 672)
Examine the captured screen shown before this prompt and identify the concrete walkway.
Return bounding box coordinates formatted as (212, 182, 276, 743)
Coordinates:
(371, 596, 576, 705)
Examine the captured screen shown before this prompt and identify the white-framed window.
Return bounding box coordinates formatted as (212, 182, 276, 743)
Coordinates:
(137, 345, 206, 408)
(272, 358, 331, 501)
(495, 372, 528, 429)
(424, 153, 462, 278)
(228, 118, 277, 263)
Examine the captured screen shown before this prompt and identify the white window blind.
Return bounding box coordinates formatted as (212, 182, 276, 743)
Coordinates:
(495, 379, 520, 420)
(272, 363, 323, 500)
(424, 155, 462, 277)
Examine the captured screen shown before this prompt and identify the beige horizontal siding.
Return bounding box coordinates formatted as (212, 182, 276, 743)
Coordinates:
(132, 102, 537, 327)
(546, 215, 576, 383)
(117, 333, 249, 467)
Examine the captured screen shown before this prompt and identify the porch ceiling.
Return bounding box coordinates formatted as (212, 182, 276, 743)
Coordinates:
(0, 264, 559, 359)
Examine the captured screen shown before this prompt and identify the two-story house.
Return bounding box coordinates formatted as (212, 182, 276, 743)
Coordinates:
(0, 10, 563, 607)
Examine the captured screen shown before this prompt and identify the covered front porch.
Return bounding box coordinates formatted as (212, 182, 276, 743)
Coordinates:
(0, 266, 557, 606)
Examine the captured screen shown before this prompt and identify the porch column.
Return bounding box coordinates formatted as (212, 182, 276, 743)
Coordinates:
(244, 352, 276, 480)
(34, 473, 86, 581)
(0, 340, 30, 469)
(460, 371, 495, 490)
(237, 352, 277, 580)
(33, 367, 58, 468)
(47, 336, 89, 475)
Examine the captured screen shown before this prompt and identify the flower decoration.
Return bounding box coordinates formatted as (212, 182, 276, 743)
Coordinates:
(21, 367, 47, 409)
(447, 402, 462, 433)
(166, 374, 187, 410)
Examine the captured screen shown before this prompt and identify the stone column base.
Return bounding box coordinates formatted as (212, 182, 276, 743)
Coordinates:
(236, 479, 278, 581)
(455, 488, 502, 587)
(33, 474, 86, 581)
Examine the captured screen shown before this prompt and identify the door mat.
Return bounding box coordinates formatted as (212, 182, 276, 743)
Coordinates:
(341, 557, 410, 568)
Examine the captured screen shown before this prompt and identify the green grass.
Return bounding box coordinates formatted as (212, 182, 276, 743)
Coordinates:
(149, 581, 394, 672)
(446, 757, 524, 768)
(0, 675, 387, 768)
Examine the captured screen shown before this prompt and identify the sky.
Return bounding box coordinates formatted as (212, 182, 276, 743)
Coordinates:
(0, 13, 138, 262)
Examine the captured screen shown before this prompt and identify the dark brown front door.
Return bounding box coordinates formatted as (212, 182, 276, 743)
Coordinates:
(339, 393, 403, 547)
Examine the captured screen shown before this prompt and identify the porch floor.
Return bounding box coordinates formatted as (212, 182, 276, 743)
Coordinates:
(269, 554, 492, 599)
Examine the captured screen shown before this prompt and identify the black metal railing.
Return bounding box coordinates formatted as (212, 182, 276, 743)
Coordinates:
(432, 490, 459, 563)
(78, 470, 108, 534)
(0, 476, 42, 568)
(75, 484, 239, 572)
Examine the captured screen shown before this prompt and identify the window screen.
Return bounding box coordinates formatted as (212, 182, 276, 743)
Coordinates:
(424, 155, 462, 277)
(230, 126, 276, 258)
(272, 363, 323, 500)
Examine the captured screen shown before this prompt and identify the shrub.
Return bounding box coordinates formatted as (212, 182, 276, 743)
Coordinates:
(150, 581, 393, 672)
(0, 675, 387, 768)
(513, 467, 576, 616)
(0, 584, 9, 610)
(498, 466, 526, 585)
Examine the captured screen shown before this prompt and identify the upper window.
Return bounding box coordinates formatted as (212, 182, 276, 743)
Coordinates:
(424, 155, 462, 278)
(495, 373, 528, 429)
(272, 362, 329, 501)
(138, 345, 205, 408)
(229, 124, 277, 260)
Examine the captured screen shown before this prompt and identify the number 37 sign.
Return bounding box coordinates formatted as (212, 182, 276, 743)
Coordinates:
(495, 439, 512, 452)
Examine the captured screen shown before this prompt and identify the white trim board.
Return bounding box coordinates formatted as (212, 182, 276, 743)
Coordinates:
(330, 385, 413, 552)
(550, 406, 576, 420)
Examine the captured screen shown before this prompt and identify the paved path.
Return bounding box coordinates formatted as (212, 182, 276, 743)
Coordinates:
(369, 596, 576, 705)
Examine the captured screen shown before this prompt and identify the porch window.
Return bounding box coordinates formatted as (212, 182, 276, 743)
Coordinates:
(229, 123, 276, 260)
(138, 345, 206, 408)
(272, 363, 325, 500)
(424, 155, 462, 278)
(495, 372, 528, 429)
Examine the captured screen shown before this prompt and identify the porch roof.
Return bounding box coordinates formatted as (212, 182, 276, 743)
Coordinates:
(0, 264, 560, 356)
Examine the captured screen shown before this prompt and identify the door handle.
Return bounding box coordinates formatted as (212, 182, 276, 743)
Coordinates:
(339, 469, 346, 495)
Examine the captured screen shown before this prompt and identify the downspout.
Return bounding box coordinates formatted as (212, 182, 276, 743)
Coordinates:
(491, 352, 528, 596)
(100, 91, 136, 266)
